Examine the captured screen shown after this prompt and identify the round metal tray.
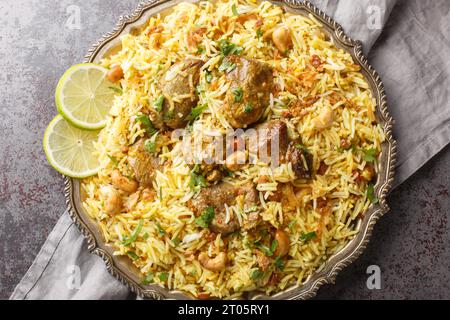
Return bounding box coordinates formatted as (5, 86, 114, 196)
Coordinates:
(64, 0, 397, 299)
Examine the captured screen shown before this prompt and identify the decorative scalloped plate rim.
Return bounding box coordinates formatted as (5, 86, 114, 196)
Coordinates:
(64, 0, 397, 300)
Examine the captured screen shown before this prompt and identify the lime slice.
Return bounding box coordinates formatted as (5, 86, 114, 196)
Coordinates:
(43, 115, 101, 178)
(55, 63, 119, 130)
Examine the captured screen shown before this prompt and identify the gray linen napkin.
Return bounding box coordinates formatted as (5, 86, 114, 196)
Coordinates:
(11, 0, 450, 300)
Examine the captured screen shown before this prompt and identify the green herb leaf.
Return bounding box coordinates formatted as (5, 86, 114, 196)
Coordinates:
(195, 206, 215, 228)
(231, 4, 238, 16)
(159, 186, 163, 201)
(205, 71, 213, 83)
(156, 222, 166, 237)
(288, 219, 297, 229)
(141, 273, 154, 285)
(107, 155, 119, 167)
(142, 232, 150, 240)
(127, 251, 139, 260)
(362, 148, 378, 162)
(158, 272, 169, 282)
(250, 269, 264, 280)
(257, 240, 278, 257)
(153, 95, 165, 112)
(172, 237, 181, 246)
(232, 87, 244, 102)
(109, 86, 123, 95)
(122, 219, 144, 246)
(218, 59, 237, 73)
(367, 183, 379, 204)
(218, 39, 243, 56)
(187, 104, 208, 121)
(189, 171, 207, 190)
(144, 139, 157, 154)
(197, 45, 205, 54)
(299, 231, 316, 242)
(274, 256, 285, 270)
(136, 114, 157, 136)
(244, 103, 253, 113)
(256, 28, 263, 39)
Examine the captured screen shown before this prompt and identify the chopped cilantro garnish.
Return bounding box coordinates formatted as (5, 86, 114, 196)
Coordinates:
(195, 206, 215, 228)
(172, 237, 181, 246)
(156, 222, 166, 237)
(218, 59, 237, 73)
(218, 39, 243, 56)
(144, 139, 157, 154)
(362, 148, 378, 162)
(231, 4, 238, 16)
(127, 251, 139, 260)
(189, 171, 207, 190)
(141, 273, 154, 285)
(232, 87, 244, 102)
(257, 240, 278, 257)
(153, 95, 164, 112)
(187, 104, 208, 121)
(158, 272, 169, 282)
(288, 219, 297, 229)
(107, 155, 119, 167)
(274, 256, 285, 270)
(367, 183, 379, 204)
(244, 103, 253, 113)
(122, 219, 144, 246)
(136, 114, 157, 136)
(109, 86, 123, 95)
(197, 45, 205, 54)
(205, 71, 213, 83)
(251, 269, 264, 280)
(256, 28, 263, 39)
(299, 231, 316, 242)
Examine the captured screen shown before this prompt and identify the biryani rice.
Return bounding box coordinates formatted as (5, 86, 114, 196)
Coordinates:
(82, 0, 385, 299)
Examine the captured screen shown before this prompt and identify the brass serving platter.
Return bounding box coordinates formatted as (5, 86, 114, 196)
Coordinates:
(64, 0, 397, 299)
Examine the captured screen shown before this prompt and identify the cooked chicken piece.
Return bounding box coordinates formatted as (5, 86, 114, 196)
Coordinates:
(155, 59, 204, 129)
(224, 56, 273, 128)
(128, 139, 162, 187)
(286, 142, 313, 179)
(190, 182, 259, 235)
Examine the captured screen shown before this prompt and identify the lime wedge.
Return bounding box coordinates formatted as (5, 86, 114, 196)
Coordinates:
(55, 63, 119, 130)
(43, 115, 101, 178)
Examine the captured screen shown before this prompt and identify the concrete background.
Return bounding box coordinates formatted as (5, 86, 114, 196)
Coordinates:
(0, 0, 448, 299)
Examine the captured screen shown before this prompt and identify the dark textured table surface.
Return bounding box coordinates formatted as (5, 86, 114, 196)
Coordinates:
(0, 0, 449, 300)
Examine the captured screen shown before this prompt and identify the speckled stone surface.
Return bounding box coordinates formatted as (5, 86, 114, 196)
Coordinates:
(0, 0, 448, 300)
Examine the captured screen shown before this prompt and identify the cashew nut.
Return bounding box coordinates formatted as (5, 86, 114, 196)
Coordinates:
(312, 106, 334, 130)
(101, 185, 122, 215)
(111, 169, 138, 193)
(106, 64, 124, 83)
(225, 151, 247, 172)
(272, 26, 292, 53)
(274, 229, 290, 257)
(198, 252, 227, 272)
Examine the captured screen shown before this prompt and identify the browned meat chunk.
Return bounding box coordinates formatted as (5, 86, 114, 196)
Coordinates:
(286, 142, 313, 179)
(156, 59, 204, 129)
(190, 182, 259, 235)
(254, 120, 289, 164)
(255, 249, 271, 272)
(251, 120, 313, 179)
(224, 56, 273, 128)
(128, 139, 162, 187)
